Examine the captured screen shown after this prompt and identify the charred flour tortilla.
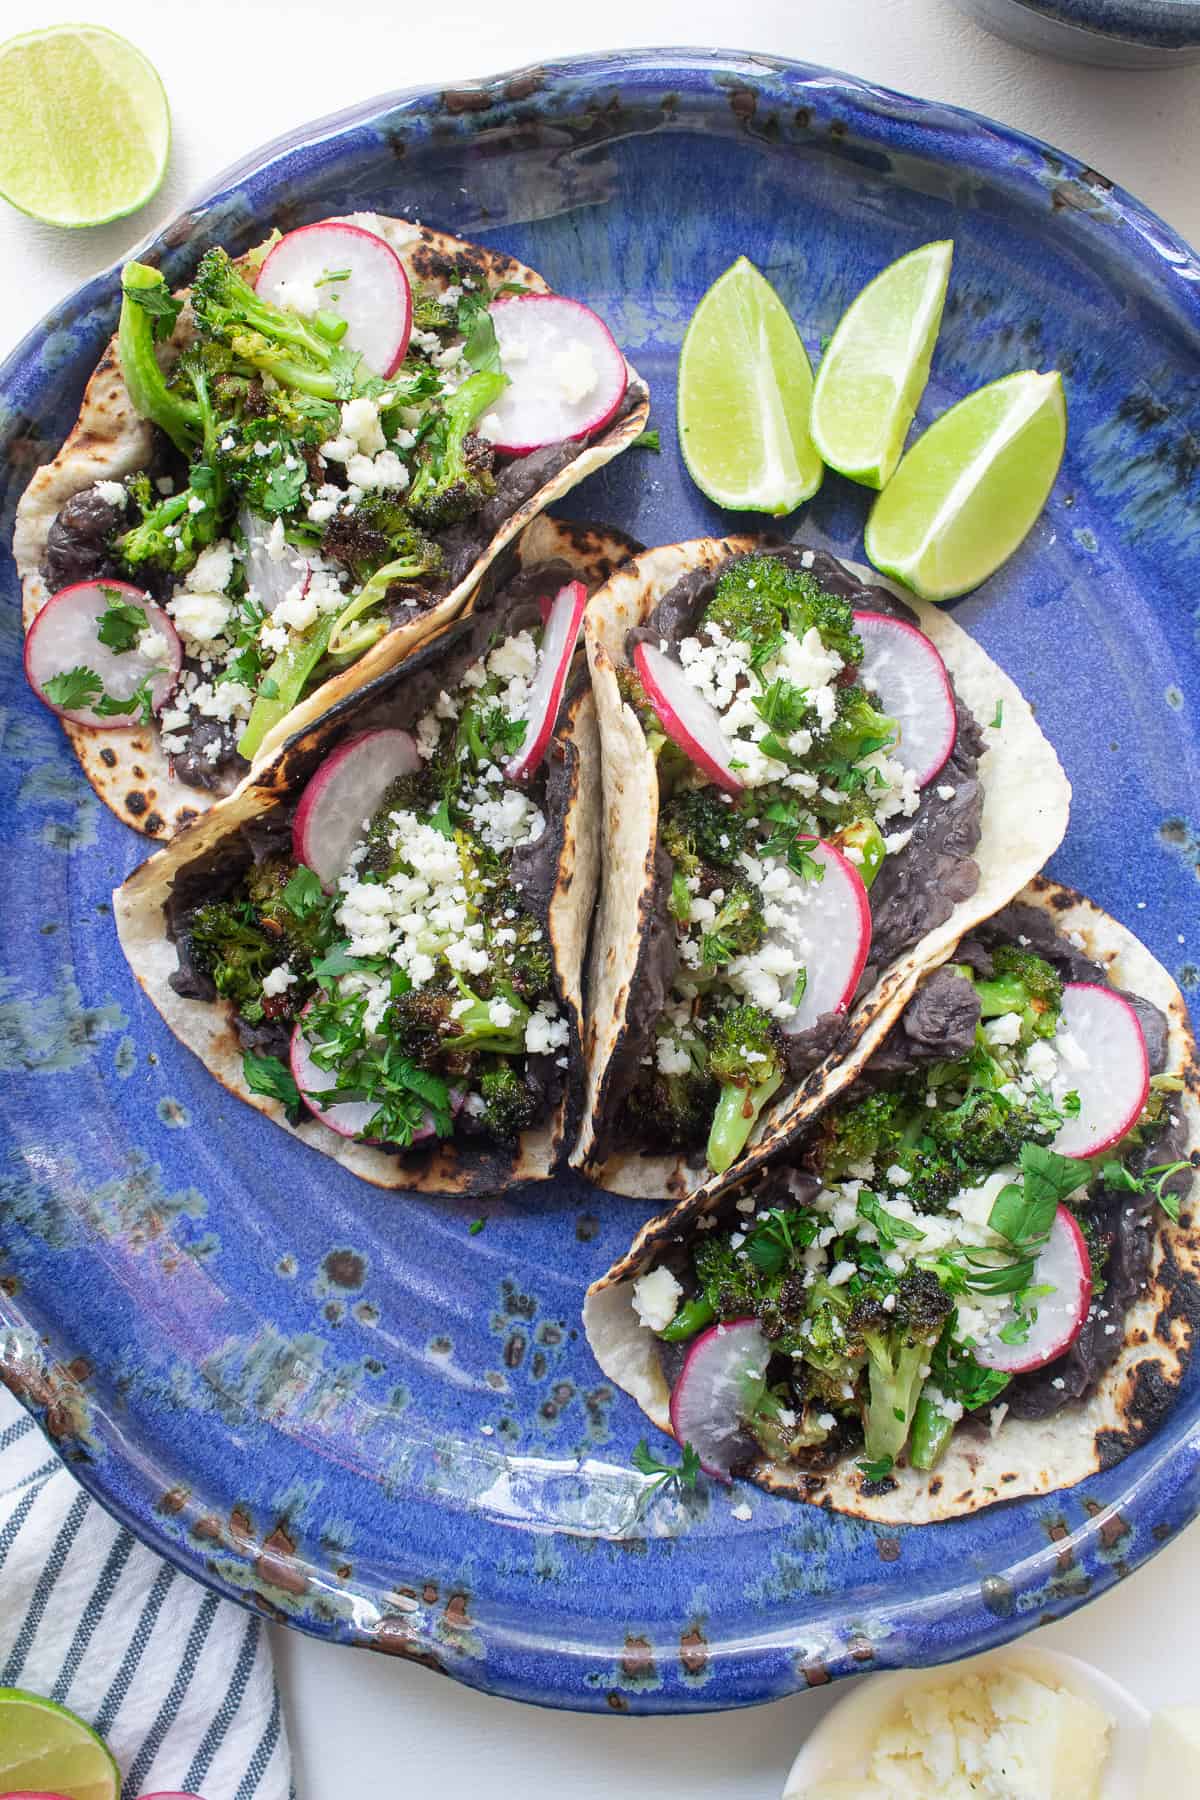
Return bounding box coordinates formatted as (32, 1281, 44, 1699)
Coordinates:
(15, 215, 649, 839)
(584, 879, 1200, 1524)
(573, 538, 1071, 1201)
(113, 517, 638, 1194)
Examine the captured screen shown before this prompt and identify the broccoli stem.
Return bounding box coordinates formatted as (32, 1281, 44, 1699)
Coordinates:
(974, 973, 1032, 1018)
(238, 614, 336, 761)
(658, 1295, 716, 1342)
(328, 550, 440, 656)
(118, 263, 202, 453)
(862, 1337, 930, 1465)
(909, 1392, 956, 1471)
(706, 1071, 784, 1174)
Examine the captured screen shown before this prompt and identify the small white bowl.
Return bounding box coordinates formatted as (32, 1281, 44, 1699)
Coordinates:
(782, 1643, 1149, 1798)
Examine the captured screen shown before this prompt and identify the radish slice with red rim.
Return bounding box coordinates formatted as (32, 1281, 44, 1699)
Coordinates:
(779, 840, 872, 1036)
(505, 581, 587, 782)
(483, 294, 628, 455)
(973, 1205, 1092, 1374)
(1048, 982, 1150, 1159)
(292, 728, 420, 889)
(25, 580, 181, 726)
(669, 1316, 770, 1481)
(292, 1014, 461, 1144)
(852, 610, 957, 786)
(256, 222, 412, 378)
(633, 641, 743, 794)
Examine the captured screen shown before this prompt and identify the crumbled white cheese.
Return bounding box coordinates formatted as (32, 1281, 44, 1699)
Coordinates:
(168, 588, 231, 644)
(525, 1003, 569, 1055)
(95, 479, 127, 508)
(983, 1011, 1024, 1047)
(631, 1266, 683, 1333)
(261, 963, 298, 997)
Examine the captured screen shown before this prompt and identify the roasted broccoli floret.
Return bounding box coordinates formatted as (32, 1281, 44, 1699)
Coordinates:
(117, 263, 199, 454)
(703, 556, 864, 665)
(242, 858, 333, 966)
(929, 1080, 1052, 1173)
(406, 370, 507, 530)
(704, 1004, 786, 1174)
(627, 1063, 719, 1153)
(826, 684, 898, 764)
(391, 978, 531, 1068)
(187, 899, 280, 1014)
(848, 1268, 953, 1465)
(477, 1060, 540, 1141)
(698, 881, 765, 968)
(321, 492, 443, 588)
(490, 894, 554, 1001)
(975, 945, 1064, 1041)
(115, 350, 227, 574)
(812, 1087, 911, 1181)
(659, 788, 749, 873)
(411, 291, 458, 335)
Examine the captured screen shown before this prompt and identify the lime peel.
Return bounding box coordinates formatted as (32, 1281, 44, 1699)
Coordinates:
(0, 1686, 121, 1800)
(810, 239, 953, 490)
(864, 369, 1067, 603)
(678, 255, 823, 516)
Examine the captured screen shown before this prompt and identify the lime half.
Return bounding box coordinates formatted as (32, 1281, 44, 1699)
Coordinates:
(0, 25, 169, 227)
(0, 1687, 120, 1800)
(678, 256, 822, 516)
(864, 369, 1066, 602)
(810, 239, 953, 489)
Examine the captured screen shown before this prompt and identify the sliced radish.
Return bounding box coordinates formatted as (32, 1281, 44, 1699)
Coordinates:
(256, 222, 412, 378)
(1048, 982, 1150, 1159)
(505, 581, 587, 782)
(483, 293, 628, 455)
(669, 1316, 770, 1481)
(240, 508, 311, 615)
(291, 1014, 461, 1145)
(973, 1205, 1092, 1373)
(633, 641, 743, 794)
(25, 580, 181, 727)
(852, 610, 957, 786)
(292, 728, 420, 890)
(780, 840, 872, 1035)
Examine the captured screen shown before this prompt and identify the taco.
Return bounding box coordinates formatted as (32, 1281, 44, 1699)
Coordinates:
(573, 538, 1071, 1199)
(584, 879, 1200, 1522)
(113, 515, 639, 1193)
(16, 213, 648, 838)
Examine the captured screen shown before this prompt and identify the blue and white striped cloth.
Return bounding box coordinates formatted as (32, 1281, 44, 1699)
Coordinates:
(0, 1390, 292, 1800)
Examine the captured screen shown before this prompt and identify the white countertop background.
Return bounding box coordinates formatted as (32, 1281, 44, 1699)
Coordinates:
(5, 0, 1200, 1791)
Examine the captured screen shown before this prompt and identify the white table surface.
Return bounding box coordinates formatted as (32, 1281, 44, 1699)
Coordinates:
(5, 1, 1200, 1792)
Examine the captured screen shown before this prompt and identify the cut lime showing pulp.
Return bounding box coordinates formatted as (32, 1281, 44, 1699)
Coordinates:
(677, 256, 822, 515)
(810, 239, 953, 490)
(0, 25, 169, 228)
(0, 1688, 120, 1800)
(864, 369, 1066, 602)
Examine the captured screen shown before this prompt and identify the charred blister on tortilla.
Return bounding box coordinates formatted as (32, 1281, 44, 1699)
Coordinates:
(588, 544, 982, 1182)
(19, 215, 647, 832)
(599, 898, 1195, 1500)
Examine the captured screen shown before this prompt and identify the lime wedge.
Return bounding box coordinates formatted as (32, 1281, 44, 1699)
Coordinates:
(810, 239, 953, 490)
(0, 25, 169, 228)
(0, 1688, 120, 1800)
(864, 369, 1067, 602)
(678, 256, 822, 516)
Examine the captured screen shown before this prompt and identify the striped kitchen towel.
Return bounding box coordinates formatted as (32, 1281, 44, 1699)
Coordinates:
(0, 1388, 293, 1800)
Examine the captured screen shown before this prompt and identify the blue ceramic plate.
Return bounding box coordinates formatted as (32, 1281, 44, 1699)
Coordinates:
(953, 0, 1200, 64)
(1, 51, 1198, 1714)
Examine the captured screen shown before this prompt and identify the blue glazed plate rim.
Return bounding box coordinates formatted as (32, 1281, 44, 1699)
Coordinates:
(3, 47, 1200, 1713)
(997, 0, 1200, 49)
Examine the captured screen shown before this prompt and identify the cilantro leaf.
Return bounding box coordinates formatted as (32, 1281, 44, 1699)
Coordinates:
(96, 590, 149, 654)
(631, 428, 661, 452)
(281, 866, 326, 919)
(632, 1438, 701, 1494)
(126, 278, 183, 343)
(458, 293, 503, 374)
(42, 665, 104, 712)
(93, 674, 158, 727)
(243, 1050, 302, 1118)
(857, 1189, 925, 1247)
(857, 1453, 894, 1483)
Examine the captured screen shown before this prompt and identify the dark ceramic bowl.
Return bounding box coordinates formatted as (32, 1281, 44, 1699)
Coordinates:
(953, 0, 1200, 65)
(1, 50, 1198, 1713)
